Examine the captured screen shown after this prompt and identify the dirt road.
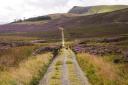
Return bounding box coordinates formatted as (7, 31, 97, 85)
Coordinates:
(39, 48, 90, 85)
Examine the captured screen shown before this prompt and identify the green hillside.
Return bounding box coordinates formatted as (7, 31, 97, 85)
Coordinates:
(69, 5, 128, 15)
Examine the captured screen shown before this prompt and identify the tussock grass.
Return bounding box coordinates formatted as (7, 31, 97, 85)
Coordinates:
(0, 46, 36, 71)
(0, 53, 52, 85)
(77, 53, 119, 85)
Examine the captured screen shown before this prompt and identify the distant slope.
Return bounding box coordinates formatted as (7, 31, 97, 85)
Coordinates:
(39, 8, 128, 39)
(0, 8, 128, 40)
(69, 5, 128, 15)
(13, 13, 79, 24)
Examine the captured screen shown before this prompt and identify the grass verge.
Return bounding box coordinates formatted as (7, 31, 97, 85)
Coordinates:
(0, 53, 52, 85)
(77, 53, 119, 85)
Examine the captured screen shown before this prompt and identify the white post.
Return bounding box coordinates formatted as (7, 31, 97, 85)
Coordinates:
(59, 27, 65, 48)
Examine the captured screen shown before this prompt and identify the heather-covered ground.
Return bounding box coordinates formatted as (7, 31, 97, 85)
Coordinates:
(74, 36, 128, 85)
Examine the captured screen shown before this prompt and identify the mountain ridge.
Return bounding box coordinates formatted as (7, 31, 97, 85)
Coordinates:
(69, 5, 128, 15)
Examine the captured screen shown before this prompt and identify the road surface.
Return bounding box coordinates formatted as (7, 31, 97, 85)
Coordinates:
(39, 48, 90, 85)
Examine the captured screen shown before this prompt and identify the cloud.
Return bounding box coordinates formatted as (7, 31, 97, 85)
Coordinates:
(0, 0, 128, 24)
(27, 0, 68, 8)
(83, 0, 128, 6)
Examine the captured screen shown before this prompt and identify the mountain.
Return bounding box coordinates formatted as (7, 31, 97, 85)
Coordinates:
(69, 5, 128, 15)
(0, 7, 128, 40)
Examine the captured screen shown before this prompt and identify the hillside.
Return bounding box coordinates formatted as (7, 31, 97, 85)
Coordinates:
(13, 13, 79, 24)
(0, 8, 128, 40)
(69, 5, 128, 15)
(13, 5, 128, 24)
(39, 8, 128, 39)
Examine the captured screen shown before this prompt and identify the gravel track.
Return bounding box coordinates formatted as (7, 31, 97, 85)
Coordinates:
(39, 48, 90, 85)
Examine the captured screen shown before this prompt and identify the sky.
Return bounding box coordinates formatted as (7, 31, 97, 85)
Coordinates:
(0, 0, 128, 24)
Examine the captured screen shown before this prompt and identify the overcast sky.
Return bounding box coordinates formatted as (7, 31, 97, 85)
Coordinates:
(0, 0, 128, 24)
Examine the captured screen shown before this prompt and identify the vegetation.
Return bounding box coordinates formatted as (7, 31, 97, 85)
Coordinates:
(0, 4, 127, 85)
(77, 53, 128, 85)
(0, 53, 52, 85)
(69, 5, 128, 15)
(0, 46, 37, 71)
(25, 16, 51, 22)
(0, 7, 128, 40)
(67, 62, 81, 85)
(12, 15, 51, 23)
(86, 5, 128, 15)
(0, 36, 38, 41)
(56, 61, 63, 66)
(50, 62, 62, 85)
(66, 61, 72, 64)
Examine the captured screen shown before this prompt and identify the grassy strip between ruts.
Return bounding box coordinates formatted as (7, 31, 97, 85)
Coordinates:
(77, 53, 120, 85)
(0, 53, 52, 85)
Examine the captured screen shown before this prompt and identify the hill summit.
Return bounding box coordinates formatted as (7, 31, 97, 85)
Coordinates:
(68, 5, 128, 15)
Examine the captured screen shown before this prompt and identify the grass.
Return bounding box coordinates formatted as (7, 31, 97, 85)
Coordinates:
(50, 61, 62, 85)
(67, 62, 81, 85)
(75, 35, 128, 85)
(103, 55, 128, 85)
(0, 35, 38, 41)
(77, 53, 119, 85)
(85, 5, 128, 15)
(0, 46, 37, 71)
(56, 61, 63, 66)
(0, 53, 52, 85)
(66, 61, 73, 64)
(50, 69, 62, 85)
